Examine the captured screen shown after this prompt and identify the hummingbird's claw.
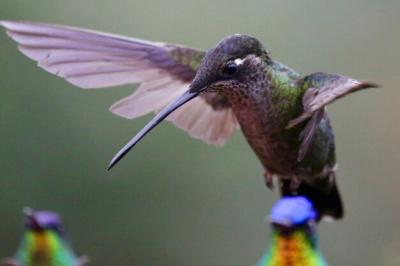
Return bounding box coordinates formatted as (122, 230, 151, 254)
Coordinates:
(264, 171, 275, 190)
(289, 176, 301, 193)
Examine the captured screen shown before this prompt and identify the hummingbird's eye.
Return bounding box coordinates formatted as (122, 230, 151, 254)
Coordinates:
(223, 62, 238, 76)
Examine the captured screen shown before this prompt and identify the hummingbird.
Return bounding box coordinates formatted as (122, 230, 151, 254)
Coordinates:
(257, 196, 327, 266)
(1, 208, 88, 266)
(0, 21, 377, 218)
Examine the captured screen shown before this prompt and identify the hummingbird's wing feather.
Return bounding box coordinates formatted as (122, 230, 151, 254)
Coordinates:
(297, 109, 325, 162)
(167, 96, 238, 146)
(287, 73, 377, 129)
(0, 20, 239, 145)
(287, 73, 377, 161)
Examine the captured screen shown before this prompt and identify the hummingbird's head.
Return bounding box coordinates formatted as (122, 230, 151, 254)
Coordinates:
(23, 207, 65, 235)
(189, 34, 269, 95)
(269, 196, 317, 235)
(108, 35, 269, 169)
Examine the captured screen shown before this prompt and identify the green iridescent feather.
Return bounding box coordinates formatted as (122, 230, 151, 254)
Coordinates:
(13, 231, 78, 266)
(257, 229, 327, 266)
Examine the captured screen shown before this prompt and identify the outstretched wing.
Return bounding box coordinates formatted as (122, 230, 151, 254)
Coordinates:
(287, 73, 377, 129)
(287, 72, 377, 161)
(0, 21, 238, 145)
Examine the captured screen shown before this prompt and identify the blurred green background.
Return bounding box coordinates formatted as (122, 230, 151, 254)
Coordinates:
(0, 0, 399, 265)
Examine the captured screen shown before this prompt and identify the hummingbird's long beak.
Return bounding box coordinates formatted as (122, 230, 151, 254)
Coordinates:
(107, 88, 200, 170)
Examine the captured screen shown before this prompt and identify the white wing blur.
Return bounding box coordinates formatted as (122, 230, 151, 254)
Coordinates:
(0, 20, 239, 145)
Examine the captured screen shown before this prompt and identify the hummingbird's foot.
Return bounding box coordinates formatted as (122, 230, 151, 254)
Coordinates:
(77, 256, 90, 266)
(289, 176, 301, 193)
(1, 258, 19, 266)
(264, 171, 275, 190)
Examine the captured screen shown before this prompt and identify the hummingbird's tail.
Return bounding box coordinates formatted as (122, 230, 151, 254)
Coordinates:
(280, 178, 344, 220)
